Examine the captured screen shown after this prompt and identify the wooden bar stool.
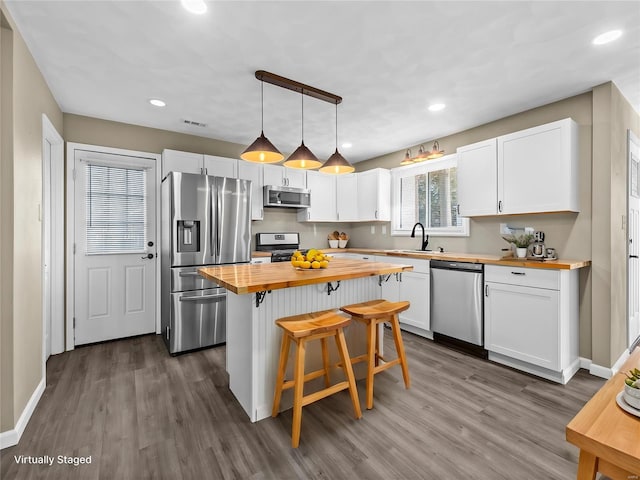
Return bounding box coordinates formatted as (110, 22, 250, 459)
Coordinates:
(272, 309, 362, 448)
(340, 299, 410, 410)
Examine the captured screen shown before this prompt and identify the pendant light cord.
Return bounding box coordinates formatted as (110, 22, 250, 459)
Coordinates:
(301, 91, 304, 141)
(260, 80, 264, 132)
(335, 103, 338, 149)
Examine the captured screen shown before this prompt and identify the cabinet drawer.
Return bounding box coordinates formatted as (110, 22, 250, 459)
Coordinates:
(485, 265, 559, 290)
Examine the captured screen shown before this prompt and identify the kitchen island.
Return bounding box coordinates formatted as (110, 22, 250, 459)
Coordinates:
(199, 258, 413, 422)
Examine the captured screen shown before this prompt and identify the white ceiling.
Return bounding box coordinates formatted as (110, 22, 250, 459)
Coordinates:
(6, 1, 640, 163)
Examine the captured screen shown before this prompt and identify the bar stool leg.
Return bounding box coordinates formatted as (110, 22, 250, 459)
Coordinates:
(272, 333, 291, 417)
(365, 320, 377, 410)
(390, 314, 410, 389)
(334, 329, 362, 419)
(291, 338, 307, 448)
(320, 337, 331, 388)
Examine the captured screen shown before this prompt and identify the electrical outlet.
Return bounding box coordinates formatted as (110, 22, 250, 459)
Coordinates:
(370, 226, 375, 234)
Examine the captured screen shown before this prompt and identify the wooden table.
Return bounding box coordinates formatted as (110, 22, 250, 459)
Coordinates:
(566, 347, 640, 479)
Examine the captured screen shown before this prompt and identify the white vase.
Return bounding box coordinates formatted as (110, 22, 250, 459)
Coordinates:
(516, 247, 527, 258)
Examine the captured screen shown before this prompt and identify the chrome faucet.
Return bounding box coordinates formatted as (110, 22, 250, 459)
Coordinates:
(410, 222, 430, 251)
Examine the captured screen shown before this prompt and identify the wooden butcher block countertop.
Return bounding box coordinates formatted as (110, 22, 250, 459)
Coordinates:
(326, 248, 590, 270)
(199, 258, 414, 295)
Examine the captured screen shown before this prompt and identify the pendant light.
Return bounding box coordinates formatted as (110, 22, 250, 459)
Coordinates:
(283, 92, 322, 170)
(320, 103, 355, 174)
(240, 80, 284, 164)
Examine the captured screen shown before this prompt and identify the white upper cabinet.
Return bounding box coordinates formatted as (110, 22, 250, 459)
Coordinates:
(237, 161, 264, 221)
(162, 149, 203, 177)
(457, 139, 498, 216)
(336, 174, 359, 222)
(262, 164, 307, 189)
(357, 168, 391, 221)
(298, 171, 337, 222)
(498, 118, 579, 214)
(456, 118, 579, 216)
(162, 150, 239, 179)
(203, 155, 237, 178)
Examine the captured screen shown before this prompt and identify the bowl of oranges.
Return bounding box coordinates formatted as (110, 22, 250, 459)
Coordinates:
(291, 249, 330, 270)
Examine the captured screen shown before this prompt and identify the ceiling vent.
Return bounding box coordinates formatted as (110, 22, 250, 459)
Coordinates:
(182, 119, 207, 128)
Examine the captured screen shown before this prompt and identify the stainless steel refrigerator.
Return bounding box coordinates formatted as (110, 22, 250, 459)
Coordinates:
(161, 172, 251, 354)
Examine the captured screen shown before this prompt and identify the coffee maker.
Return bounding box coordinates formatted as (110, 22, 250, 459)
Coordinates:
(530, 231, 546, 258)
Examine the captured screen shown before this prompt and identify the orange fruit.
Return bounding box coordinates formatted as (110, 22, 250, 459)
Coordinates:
(311, 261, 321, 269)
(301, 261, 311, 269)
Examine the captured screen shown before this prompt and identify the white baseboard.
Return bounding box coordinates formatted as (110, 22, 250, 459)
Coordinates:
(611, 348, 631, 375)
(0, 376, 45, 449)
(579, 348, 631, 380)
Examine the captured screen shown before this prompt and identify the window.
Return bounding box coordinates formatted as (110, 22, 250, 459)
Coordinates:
(391, 154, 469, 236)
(85, 164, 147, 254)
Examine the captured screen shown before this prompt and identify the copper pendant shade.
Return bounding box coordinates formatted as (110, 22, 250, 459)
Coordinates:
(241, 80, 284, 163)
(284, 140, 322, 169)
(241, 131, 284, 163)
(320, 149, 355, 174)
(320, 103, 354, 174)
(283, 93, 322, 170)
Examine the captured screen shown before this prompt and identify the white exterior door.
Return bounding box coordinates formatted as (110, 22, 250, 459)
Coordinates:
(629, 131, 640, 348)
(73, 150, 157, 345)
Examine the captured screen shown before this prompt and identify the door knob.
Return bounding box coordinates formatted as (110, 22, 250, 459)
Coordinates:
(141, 253, 154, 259)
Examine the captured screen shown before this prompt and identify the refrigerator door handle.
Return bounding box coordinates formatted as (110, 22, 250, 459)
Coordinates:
(179, 293, 226, 302)
(215, 187, 221, 257)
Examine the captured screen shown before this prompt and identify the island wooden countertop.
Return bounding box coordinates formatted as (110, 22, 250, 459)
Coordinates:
(566, 347, 640, 478)
(325, 248, 590, 270)
(199, 258, 414, 295)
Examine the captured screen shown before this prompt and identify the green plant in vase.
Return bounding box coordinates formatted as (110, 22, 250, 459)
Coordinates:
(501, 233, 533, 258)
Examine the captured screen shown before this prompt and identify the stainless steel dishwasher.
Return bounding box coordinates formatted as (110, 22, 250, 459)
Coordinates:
(430, 260, 485, 352)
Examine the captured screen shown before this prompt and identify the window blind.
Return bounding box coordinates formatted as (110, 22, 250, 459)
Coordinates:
(86, 164, 146, 254)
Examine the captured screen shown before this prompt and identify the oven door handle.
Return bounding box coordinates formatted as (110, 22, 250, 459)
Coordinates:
(179, 293, 226, 302)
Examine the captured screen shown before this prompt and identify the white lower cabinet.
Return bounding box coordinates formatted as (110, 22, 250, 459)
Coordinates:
(379, 256, 430, 336)
(484, 265, 579, 384)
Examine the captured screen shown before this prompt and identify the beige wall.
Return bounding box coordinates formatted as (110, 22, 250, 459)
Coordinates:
(354, 92, 595, 359)
(0, 3, 63, 432)
(1, 13, 15, 432)
(63, 114, 346, 250)
(592, 82, 640, 367)
(354, 87, 640, 367)
(64, 113, 246, 158)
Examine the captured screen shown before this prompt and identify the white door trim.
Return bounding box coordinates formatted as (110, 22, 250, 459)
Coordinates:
(65, 143, 162, 350)
(628, 130, 640, 351)
(42, 114, 64, 364)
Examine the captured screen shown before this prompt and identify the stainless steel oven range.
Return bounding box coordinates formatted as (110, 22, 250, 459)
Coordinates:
(255, 232, 306, 262)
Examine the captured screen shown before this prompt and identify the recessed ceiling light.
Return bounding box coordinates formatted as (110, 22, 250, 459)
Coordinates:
(592, 30, 622, 45)
(428, 103, 446, 112)
(341, 142, 352, 149)
(181, 0, 207, 15)
(149, 99, 166, 107)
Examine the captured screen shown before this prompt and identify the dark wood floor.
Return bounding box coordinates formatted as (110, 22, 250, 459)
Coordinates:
(1, 330, 605, 480)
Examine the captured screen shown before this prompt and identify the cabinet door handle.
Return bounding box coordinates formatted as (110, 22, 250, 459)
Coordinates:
(485, 284, 489, 297)
(498, 200, 503, 212)
(630, 255, 639, 259)
(375, 210, 378, 219)
(511, 271, 526, 275)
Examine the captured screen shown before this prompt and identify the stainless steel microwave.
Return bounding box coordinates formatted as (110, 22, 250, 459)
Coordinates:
(263, 185, 311, 208)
